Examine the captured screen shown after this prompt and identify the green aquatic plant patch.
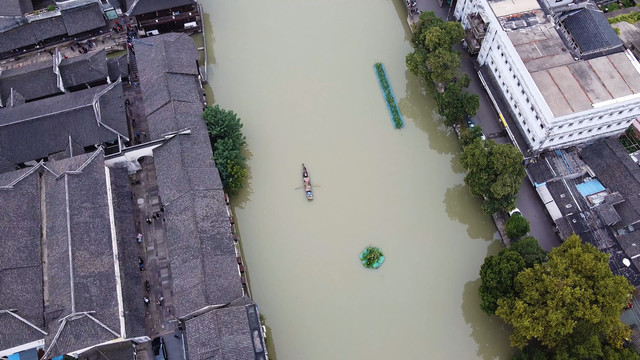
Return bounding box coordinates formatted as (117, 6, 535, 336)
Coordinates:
(374, 63, 404, 129)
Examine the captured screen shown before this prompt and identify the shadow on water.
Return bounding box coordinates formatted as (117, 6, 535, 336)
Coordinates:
(398, 69, 459, 155)
(461, 242, 515, 360)
(229, 144, 254, 209)
(450, 150, 466, 174)
(444, 184, 495, 240)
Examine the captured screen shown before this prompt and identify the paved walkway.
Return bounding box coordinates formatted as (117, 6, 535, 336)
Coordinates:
(122, 71, 179, 336)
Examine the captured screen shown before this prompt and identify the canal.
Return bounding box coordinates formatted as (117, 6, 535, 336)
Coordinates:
(200, 0, 513, 358)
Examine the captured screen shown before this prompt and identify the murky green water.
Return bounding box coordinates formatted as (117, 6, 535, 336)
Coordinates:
(200, 1, 513, 358)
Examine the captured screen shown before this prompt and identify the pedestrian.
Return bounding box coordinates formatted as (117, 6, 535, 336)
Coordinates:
(152, 213, 157, 219)
(146, 217, 151, 224)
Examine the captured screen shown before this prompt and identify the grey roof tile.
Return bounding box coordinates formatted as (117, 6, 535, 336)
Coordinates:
(562, 7, 623, 55)
(0, 56, 60, 102)
(0, 81, 127, 166)
(0, 311, 46, 352)
(185, 304, 266, 360)
(59, 49, 109, 88)
(60, 3, 106, 36)
(126, 0, 196, 16)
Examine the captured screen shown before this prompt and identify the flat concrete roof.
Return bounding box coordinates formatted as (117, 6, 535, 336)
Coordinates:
(507, 20, 640, 116)
(488, 0, 540, 17)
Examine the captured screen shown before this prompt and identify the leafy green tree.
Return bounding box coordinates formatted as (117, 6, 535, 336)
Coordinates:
(513, 343, 549, 360)
(506, 213, 530, 239)
(479, 249, 526, 315)
(203, 105, 248, 195)
(436, 81, 479, 126)
(407, 11, 464, 85)
(459, 125, 484, 147)
(460, 140, 525, 214)
(425, 48, 461, 85)
(203, 105, 246, 147)
(224, 160, 248, 196)
(511, 236, 546, 267)
(496, 235, 635, 358)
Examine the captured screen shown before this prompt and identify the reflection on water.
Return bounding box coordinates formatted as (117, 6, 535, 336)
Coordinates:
(200, 0, 513, 358)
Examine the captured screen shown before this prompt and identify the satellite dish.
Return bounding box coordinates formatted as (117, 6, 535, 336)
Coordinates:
(623, 258, 631, 267)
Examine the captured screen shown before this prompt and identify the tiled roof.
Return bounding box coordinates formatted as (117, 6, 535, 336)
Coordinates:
(0, 58, 61, 102)
(126, 0, 196, 16)
(581, 138, 640, 228)
(0, 151, 131, 357)
(0, 81, 127, 167)
(60, 3, 106, 36)
(59, 49, 109, 88)
(562, 7, 623, 55)
(107, 54, 129, 82)
(0, 0, 33, 16)
(0, 310, 46, 352)
(136, 33, 244, 317)
(184, 302, 267, 360)
(0, 167, 45, 331)
(0, 15, 67, 53)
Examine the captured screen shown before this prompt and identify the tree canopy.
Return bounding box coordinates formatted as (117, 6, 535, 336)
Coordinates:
(460, 140, 525, 214)
(203, 105, 248, 195)
(496, 235, 635, 359)
(435, 80, 479, 126)
(511, 236, 546, 268)
(479, 248, 526, 315)
(506, 213, 530, 239)
(407, 11, 464, 86)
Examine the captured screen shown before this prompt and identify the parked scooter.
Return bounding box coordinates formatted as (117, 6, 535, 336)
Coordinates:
(144, 296, 150, 306)
(139, 257, 145, 271)
(145, 280, 151, 292)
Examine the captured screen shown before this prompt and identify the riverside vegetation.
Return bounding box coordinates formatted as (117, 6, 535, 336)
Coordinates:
(203, 105, 248, 195)
(406, 12, 640, 359)
(480, 235, 639, 359)
(406, 11, 525, 215)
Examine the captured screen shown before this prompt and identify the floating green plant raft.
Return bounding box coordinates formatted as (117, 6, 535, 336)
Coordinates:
(360, 246, 385, 269)
(373, 62, 404, 129)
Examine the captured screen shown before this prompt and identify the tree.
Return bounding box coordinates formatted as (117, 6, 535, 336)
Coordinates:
(460, 140, 525, 214)
(505, 213, 530, 239)
(436, 81, 479, 126)
(459, 125, 484, 147)
(202, 105, 248, 195)
(407, 11, 464, 85)
(496, 235, 635, 359)
(479, 249, 526, 315)
(203, 105, 246, 147)
(511, 236, 546, 267)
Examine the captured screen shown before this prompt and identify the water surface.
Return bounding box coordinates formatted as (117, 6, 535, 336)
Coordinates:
(201, 1, 513, 358)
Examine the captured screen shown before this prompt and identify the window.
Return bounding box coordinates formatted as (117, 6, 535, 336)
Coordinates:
(530, 106, 534, 112)
(597, 126, 602, 130)
(521, 90, 525, 95)
(578, 131, 584, 135)
(540, 123, 545, 129)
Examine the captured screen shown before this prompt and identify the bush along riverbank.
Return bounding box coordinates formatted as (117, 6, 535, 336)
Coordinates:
(374, 62, 404, 129)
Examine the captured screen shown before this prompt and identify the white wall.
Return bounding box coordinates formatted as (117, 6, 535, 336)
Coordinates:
(454, 0, 640, 152)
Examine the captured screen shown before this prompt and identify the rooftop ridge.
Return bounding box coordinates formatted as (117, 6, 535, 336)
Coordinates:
(0, 309, 47, 335)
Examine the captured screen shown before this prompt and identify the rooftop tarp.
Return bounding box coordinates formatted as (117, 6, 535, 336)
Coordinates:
(576, 179, 606, 197)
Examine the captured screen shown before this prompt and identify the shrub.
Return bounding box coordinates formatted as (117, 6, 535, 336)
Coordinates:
(47, 5, 56, 11)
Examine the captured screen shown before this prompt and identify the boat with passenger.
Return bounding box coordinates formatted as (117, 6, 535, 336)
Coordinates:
(302, 163, 313, 200)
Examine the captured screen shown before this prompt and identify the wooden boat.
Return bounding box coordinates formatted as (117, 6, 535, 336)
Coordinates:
(302, 163, 313, 200)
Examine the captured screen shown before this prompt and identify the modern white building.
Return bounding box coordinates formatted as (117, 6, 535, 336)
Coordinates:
(455, 0, 640, 152)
